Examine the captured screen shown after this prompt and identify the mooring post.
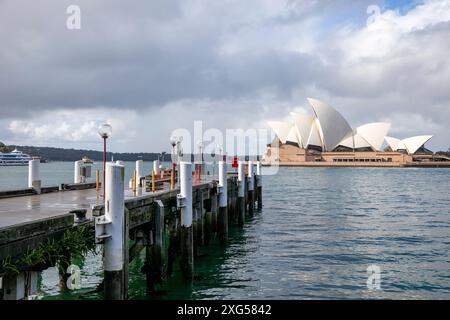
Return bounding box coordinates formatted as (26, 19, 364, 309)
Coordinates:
(170, 167, 175, 190)
(102, 162, 128, 300)
(196, 191, 204, 247)
(204, 195, 212, 246)
(256, 160, 262, 210)
(237, 161, 246, 226)
(28, 159, 41, 194)
(96, 169, 100, 192)
(218, 160, 228, 243)
(248, 160, 255, 216)
(178, 162, 193, 280)
(136, 160, 143, 187)
(152, 170, 156, 193)
(153, 160, 161, 178)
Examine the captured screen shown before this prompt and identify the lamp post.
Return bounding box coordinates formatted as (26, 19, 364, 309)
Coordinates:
(98, 123, 112, 199)
(197, 140, 203, 180)
(170, 136, 178, 171)
(170, 136, 178, 189)
(214, 145, 223, 176)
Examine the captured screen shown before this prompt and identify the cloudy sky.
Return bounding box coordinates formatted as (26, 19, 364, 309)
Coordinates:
(0, 0, 449, 153)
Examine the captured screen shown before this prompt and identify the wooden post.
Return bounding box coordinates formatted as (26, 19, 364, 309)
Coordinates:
(144, 228, 154, 293)
(152, 200, 165, 284)
(170, 168, 175, 190)
(248, 160, 255, 216)
(210, 187, 218, 233)
(204, 211, 212, 245)
(96, 169, 100, 192)
(133, 169, 137, 194)
(218, 161, 228, 243)
(152, 170, 156, 193)
(196, 191, 204, 246)
(256, 161, 262, 210)
(237, 161, 246, 226)
(179, 162, 193, 279)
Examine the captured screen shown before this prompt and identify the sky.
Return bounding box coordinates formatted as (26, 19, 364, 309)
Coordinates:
(0, 0, 449, 154)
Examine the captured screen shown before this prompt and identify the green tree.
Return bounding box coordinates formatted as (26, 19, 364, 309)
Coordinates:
(0, 141, 13, 153)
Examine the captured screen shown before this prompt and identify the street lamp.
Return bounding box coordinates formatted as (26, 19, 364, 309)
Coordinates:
(217, 145, 223, 161)
(98, 123, 112, 198)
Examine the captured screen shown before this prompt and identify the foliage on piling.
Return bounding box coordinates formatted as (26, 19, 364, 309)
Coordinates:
(0, 226, 96, 276)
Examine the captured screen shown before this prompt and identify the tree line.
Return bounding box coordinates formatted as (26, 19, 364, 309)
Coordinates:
(0, 142, 166, 162)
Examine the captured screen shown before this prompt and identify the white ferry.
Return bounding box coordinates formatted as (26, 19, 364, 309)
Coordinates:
(0, 149, 33, 166)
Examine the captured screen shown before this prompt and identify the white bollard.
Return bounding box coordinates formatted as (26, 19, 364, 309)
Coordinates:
(74, 160, 83, 184)
(238, 161, 245, 197)
(28, 159, 41, 193)
(256, 161, 262, 186)
(136, 160, 143, 187)
(116, 160, 125, 166)
(218, 160, 228, 242)
(248, 160, 254, 192)
(104, 162, 126, 299)
(237, 161, 246, 225)
(179, 162, 193, 227)
(153, 160, 161, 176)
(159, 164, 164, 179)
(178, 162, 193, 279)
(247, 160, 255, 215)
(218, 161, 228, 208)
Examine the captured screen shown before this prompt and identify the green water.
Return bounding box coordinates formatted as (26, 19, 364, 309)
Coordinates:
(3, 163, 450, 299)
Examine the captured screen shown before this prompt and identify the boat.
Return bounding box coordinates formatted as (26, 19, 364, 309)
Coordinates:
(0, 149, 33, 166)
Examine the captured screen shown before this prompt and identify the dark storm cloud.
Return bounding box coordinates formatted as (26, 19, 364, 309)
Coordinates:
(0, 0, 384, 118)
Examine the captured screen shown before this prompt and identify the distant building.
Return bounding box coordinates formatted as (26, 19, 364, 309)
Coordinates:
(263, 98, 450, 167)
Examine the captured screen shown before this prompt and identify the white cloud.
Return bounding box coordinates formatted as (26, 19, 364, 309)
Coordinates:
(7, 109, 139, 150)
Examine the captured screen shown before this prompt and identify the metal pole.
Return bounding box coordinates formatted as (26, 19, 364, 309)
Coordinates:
(103, 137, 107, 199)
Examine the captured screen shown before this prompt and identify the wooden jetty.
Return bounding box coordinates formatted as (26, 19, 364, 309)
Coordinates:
(0, 159, 263, 300)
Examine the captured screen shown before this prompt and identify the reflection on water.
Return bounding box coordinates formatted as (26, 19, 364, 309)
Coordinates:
(4, 164, 450, 299)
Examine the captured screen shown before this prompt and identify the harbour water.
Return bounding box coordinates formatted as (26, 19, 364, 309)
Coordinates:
(2, 163, 450, 299)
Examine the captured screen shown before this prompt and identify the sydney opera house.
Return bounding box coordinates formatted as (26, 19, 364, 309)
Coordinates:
(263, 98, 450, 167)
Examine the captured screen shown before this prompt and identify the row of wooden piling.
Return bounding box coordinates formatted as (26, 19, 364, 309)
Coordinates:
(95, 160, 263, 300)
